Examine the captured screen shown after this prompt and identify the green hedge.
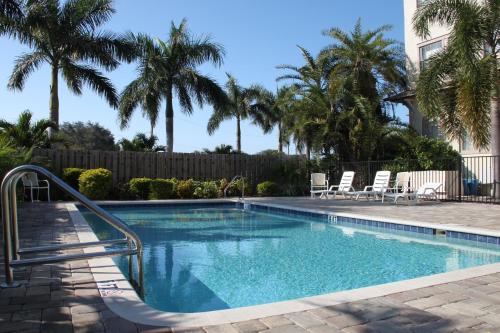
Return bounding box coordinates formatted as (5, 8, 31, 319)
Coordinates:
(149, 179, 176, 199)
(176, 179, 197, 199)
(257, 181, 280, 197)
(62, 168, 86, 189)
(78, 168, 112, 200)
(194, 181, 219, 199)
(129, 177, 152, 200)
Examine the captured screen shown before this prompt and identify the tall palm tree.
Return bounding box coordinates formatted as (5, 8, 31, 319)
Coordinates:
(119, 20, 228, 153)
(413, 0, 499, 154)
(0, 110, 55, 148)
(207, 74, 269, 153)
(320, 19, 407, 120)
(257, 86, 296, 153)
(3, 0, 133, 134)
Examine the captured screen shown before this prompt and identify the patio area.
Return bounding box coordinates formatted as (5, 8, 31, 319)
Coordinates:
(1, 200, 500, 333)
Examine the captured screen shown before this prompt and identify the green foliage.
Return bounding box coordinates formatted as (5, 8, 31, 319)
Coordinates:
(193, 181, 219, 199)
(176, 179, 197, 199)
(201, 144, 236, 154)
(118, 133, 165, 152)
(256, 181, 280, 197)
(128, 178, 153, 200)
(0, 110, 55, 149)
(270, 159, 309, 196)
(381, 135, 460, 171)
(226, 178, 252, 197)
(78, 168, 112, 200)
(62, 168, 86, 189)
(54, 122, 116, 151)
(0, 137, 31, 179)
(149, 179, 176, 199)
(413, 0, 498, 149)
(410, 136, 460, 170)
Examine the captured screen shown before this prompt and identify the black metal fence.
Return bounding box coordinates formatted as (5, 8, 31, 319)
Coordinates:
(325, 155, 500, 204)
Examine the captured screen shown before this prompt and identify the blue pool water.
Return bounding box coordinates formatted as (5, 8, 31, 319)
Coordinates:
(81, 203, 500, 313)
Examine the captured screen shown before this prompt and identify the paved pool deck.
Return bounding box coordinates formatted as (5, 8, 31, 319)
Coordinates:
(1, 199, 500, 333)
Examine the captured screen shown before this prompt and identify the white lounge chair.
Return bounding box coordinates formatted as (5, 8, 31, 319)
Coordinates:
(352, 171, 391, 200)
(319, 171, 355, 199)
(382, 182, 442, 204)
(22, 172, 50, 202)
(393, 172, 410, 190)
(310, 173, 328, 198)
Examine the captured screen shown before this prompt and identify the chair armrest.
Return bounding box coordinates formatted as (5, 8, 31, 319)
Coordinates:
(363, 185, 373, 191)
(329, 185, 340, 191)
(38, 180, 50, 186)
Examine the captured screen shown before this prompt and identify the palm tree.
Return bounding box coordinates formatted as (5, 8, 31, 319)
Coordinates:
(0, 0, 23, 20)
(3, 0, 133, 134)
(256, 86, 296, 153)
(119, 19, 228, 153)
(0, 110, 55, 149)
(413, 0, 499, 154)
(207, 74, 269, 153)
(320, 19, 407, 120)
(118, 133, 164, 152)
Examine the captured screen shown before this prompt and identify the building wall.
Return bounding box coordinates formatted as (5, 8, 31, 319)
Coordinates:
(403, 0, 491, 157)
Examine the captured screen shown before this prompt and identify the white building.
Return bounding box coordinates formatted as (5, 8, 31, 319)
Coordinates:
(397, 0, 491, 157)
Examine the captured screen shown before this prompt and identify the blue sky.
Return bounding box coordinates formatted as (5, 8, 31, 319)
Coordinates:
(0, 0, 407, 153)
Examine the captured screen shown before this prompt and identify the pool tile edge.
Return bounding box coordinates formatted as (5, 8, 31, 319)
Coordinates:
(66, 201, 500, 328)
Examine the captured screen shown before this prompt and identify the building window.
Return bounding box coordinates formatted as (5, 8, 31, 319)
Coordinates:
(419, 40, 443, 70)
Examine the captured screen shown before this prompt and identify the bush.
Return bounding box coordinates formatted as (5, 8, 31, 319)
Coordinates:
(176, 179, 196, 199)
(257, 181, 280, 197)
(62, 168, 86, 189)
(149, 179, 176, 199)
(128, 178, 152, 200)
(193, 181, 219, 199)
(226, 178, 253, 197)
(78, 168, 112, 200)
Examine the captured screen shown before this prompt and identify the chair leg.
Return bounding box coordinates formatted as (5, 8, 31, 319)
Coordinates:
(47, 187, 50, 203)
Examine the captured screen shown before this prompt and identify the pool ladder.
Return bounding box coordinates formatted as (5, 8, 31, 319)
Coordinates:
(1, 165, 144, 294)
(223, 175, 245, 200)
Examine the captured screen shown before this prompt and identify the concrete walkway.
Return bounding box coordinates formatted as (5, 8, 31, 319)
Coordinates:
(0, 201, 500, 333)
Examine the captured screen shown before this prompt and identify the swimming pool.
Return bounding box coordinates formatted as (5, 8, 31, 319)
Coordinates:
(80, 202, 500, 313)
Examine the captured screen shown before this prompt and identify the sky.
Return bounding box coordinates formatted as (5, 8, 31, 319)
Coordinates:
(0, 0, 407, 153)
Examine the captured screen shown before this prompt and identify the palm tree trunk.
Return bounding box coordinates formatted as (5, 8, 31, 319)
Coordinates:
(492, 96, 500, 199)
(48, 64, 59, 137)
(278, 121, 283, 153)
(166, 87, 174, 153)
(236, 114, 241, 153)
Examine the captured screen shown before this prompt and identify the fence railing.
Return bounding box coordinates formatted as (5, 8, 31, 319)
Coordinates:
(327, 155, 500, 204)
(32, 149, 304, 187)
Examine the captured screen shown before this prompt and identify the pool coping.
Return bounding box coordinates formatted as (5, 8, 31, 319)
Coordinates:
(66, 199, 500, 328)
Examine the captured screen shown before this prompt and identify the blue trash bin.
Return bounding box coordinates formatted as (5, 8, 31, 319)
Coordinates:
(463, 178, 479, 196)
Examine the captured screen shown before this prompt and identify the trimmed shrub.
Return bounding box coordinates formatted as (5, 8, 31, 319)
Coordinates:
(62, 168, 86, 189)
(193, 181, 219, 199)
(257, 181, 280, 197)
(149, 179, 176, 199)
(176, 179, 196, 199)
(128, 178, 152, 200)
(78, 168, 112, 200)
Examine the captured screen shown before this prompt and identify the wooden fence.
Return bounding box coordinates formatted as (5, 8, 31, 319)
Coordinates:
(33, 149, 304, 186)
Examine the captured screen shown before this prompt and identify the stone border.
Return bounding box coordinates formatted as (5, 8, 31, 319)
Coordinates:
(66, 200, 500, 328)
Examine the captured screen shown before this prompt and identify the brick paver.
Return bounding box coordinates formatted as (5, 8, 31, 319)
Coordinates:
(0, 202, 500, 333)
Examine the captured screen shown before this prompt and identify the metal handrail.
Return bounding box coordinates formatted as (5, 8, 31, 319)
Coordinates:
(1, 165, 143, 294)
(223, 175, 245, 199)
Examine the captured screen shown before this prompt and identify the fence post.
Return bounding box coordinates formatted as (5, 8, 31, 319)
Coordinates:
(457, 156, 462, 202)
